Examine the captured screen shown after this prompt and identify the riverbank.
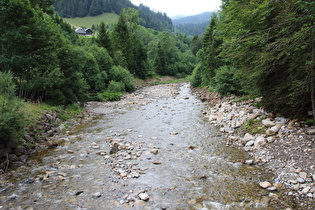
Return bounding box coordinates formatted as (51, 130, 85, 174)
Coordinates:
(194, 88, 315, 209)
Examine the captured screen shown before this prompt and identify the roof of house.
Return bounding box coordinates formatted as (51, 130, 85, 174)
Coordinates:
(75, 27, 86, 34)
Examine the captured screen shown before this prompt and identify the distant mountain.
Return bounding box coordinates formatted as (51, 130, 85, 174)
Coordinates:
(53, 0, 173, 32)
(172, 12, 213, 25)
(172, 12, 213, 36)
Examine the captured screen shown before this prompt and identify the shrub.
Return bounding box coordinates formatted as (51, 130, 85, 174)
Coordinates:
(94, 91, 123, 102)
(108, 66, 135, 92)
(0, 72, 26, 149)
(107, 80, 125, 93)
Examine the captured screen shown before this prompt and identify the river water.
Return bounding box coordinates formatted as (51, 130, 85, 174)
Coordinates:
(0, 83, 293, 209)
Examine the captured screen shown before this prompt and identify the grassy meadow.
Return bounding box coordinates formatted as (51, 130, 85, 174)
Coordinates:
(64, 13, 119, 28)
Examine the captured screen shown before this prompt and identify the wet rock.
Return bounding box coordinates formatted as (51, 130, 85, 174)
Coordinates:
(138, 193, 149, 201)
(96, 150, 107, 156)
(74, 190, 84, 196)
(7, 193, 19, 201)
(245, 159, 254, 165)
(92, 192, 102, 198)
(57, 176, 66, 181)
(45, 140, 58, 149)
(274, 183, 282, 188)
(260, 181, 272, 189)
(267, 186, 277, 191)
(110, 143, 119, 154)
(269, 193, 279, 200)
(24, 178, 35, 184)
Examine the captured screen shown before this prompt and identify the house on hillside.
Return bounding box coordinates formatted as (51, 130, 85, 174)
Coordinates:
(85, 28, 93, 35)
(75, 27, 86, 35)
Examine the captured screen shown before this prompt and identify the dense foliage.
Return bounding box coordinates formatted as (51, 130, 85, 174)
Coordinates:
(192, 0, 315, 118)
(0, 0, 196, 148)
(54, 0, 173, 31)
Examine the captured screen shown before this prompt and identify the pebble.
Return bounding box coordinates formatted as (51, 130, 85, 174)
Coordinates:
(299, 172, 307, 179)
(260, 181, 272, 189)
(150, 149, 159, 155)
(269, 193, 279, 200)
(138, 193, 150, 201)
(297, 178, 305, 183)
(245, 159, 254, 165)
(92, 192, 102, 198)
(267, 186, 277, 191)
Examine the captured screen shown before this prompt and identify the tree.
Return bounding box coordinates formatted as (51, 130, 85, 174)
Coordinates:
(96, 22, 111, 52)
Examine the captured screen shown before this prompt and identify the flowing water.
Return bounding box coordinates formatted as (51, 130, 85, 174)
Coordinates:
(0, 83, 293, 209)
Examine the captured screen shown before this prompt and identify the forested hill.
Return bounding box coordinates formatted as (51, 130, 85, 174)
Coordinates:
(172, 12, 212, 25)
(172, 12, 213, 36)
(53, 0, 173, 31)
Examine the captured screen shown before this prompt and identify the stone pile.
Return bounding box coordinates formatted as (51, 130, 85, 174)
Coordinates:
(202, 96, 315, 206)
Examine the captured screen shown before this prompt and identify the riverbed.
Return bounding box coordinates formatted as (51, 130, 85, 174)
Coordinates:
(0, 83, 294, 209)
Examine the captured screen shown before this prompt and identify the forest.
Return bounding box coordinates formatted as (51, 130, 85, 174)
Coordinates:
(192, 0, 315, 119)
(53, 0, 174, 31)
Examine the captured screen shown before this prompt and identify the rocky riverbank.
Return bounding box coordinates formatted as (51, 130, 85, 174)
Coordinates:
(0, 109, 90, 173)
(194, 88, 315, 209)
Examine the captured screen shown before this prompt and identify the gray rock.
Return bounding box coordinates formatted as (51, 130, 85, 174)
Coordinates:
(92, 192, 102, 198)
(299, 172, 307, 179)
(245, 159, 254, 165)
(254, 136, 266, 149)
(306, 129, 315, 135)
(262, 119, 276, 127)
(245, 140, 255, 146)
(138, 193, 149, 201)
(260, 181, 272, 189)
(24, 178, 35, 184)
(297, 178, 305, 183)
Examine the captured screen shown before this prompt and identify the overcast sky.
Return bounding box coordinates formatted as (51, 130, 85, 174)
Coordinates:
(130, 0, 222, 17)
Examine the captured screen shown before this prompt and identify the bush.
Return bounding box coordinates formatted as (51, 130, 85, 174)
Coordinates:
(190, 64, 203, 87)
(107, 80, 125, 93)
(0, 72, 26, 149)
(214, 66, 244, 96)
(94, 91, 123, 102)
(108, 66, 135, 92)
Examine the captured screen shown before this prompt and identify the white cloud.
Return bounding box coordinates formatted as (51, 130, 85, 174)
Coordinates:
(130, 0, 222, 17)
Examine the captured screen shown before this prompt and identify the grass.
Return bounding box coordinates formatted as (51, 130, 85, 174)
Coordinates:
(64, 13, 119, 28)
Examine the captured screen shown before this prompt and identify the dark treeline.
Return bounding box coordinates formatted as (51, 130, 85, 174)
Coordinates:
(54, 0, 173, 31)
(192, 0, 315, 119)
(0, 0, 197, 147)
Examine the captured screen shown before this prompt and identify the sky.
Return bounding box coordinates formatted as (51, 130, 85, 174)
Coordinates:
(130, 0, 222, 18)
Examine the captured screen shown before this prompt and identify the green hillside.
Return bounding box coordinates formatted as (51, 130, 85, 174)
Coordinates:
(64, 13, 119, 28)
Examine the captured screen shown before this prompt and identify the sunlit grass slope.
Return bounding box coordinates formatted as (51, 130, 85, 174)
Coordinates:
(64, 13, 119, 28)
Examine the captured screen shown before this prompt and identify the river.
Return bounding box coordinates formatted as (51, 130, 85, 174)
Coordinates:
(0, 83, 293, 209)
